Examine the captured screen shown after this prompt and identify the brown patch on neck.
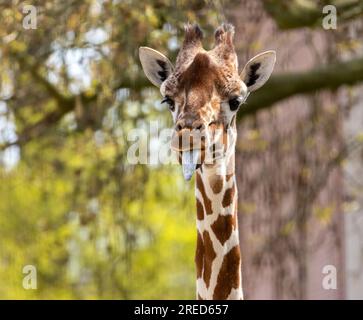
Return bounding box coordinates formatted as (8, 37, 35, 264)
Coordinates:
(195, 232, 204, 279)
(202, 231, 216, 288)
(222, 186, 235, 208)
(209, 175, 224, 194)
(211, 214, 236, 246)
(196, 172, 213, 215)
(213, 245, 241, 300)
(196, 198, 204, 220)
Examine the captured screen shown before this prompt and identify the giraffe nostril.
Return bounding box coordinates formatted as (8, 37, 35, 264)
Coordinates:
(208, 121, 216, 127)
(195, 124, 203, 131)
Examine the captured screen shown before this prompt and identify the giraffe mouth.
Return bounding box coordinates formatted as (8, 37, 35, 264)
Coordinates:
(170, 130, 206, 152)
(181, 149, 200, 181)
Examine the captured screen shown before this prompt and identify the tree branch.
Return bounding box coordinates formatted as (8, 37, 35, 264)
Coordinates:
(6, 52, 363, 147)
(15, 54, 71, 107)
(238, 55, 363, 119)
(263, 0, 363, 29)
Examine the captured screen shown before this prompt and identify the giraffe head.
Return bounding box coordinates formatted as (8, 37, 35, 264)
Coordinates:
(139, 23, 275, 180)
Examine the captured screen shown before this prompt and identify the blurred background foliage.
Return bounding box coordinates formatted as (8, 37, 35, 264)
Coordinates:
(0, 0, 363, 299)
(0, 0, 211, 299)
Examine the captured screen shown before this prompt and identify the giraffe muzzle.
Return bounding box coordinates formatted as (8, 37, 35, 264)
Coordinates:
(170, 128, 206, 152)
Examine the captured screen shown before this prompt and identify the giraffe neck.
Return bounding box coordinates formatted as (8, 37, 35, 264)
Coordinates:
(194, 150, 243, 300)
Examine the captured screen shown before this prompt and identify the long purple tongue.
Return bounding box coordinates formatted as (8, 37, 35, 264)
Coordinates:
(182, 150, 200, 181)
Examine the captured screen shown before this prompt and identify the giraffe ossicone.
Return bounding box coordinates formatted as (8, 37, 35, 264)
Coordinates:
(139, 23, 276, 300)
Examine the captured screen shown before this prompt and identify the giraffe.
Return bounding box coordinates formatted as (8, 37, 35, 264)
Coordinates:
(139, 23, 276, 300)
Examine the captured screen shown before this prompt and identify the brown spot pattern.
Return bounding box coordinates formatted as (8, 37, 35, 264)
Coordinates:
(202, 231, 216, 288)
(196, 198, 204, 221)
(226, 173, 234, 181)
(209, 175, 224, 194)
(195, 232, 204, 279)
(222, 186, 235, 208)
(213, 245, 241, 300)
(197, 173, 213, 215)
(179, 53, 215, 108)
(211, 214, 236, 245)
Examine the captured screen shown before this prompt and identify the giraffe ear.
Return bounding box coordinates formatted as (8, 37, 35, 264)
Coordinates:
(240, 51, 276, 92)
(139, 47, 174, 87)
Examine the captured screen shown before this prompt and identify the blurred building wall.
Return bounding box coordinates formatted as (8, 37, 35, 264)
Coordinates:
(228, 1, 346, 299)
(344, 88, 363, 299)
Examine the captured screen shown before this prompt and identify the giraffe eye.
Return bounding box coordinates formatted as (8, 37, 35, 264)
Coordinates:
(161, 96, 175, 112)
(228, 96, 243, 111)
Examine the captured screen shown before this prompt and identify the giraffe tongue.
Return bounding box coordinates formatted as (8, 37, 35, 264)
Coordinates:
(182, 149, 200, 181)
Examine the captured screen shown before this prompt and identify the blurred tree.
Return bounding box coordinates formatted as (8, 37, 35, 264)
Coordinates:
(0, 0, 212, 299)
